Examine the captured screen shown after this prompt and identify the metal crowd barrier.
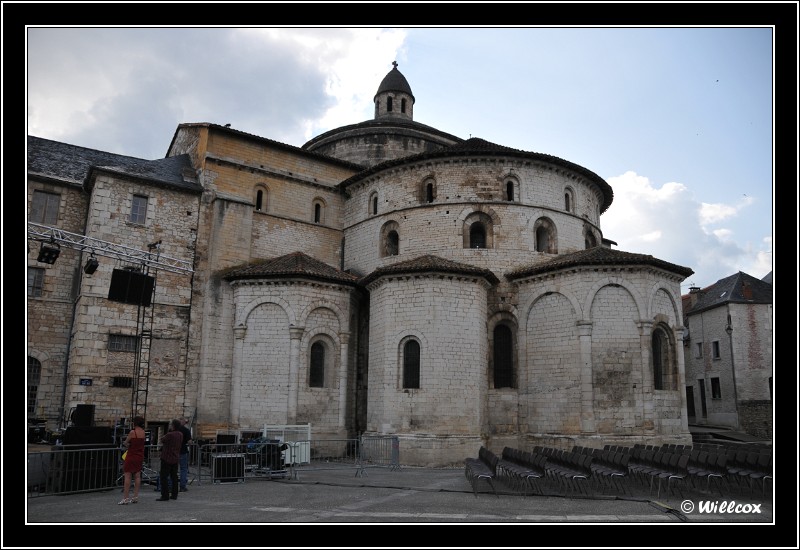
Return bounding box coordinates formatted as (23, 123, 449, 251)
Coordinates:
(28, 436, 401, 495)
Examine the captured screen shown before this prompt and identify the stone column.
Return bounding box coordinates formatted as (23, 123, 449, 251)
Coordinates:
(287, 326, 304, 424)
(338, 332, 351, 432)
(637, 320, 655, 432)
(230, 324, 247, 425)
(577, 320, 596, 433)
(675, 326, 690, 433)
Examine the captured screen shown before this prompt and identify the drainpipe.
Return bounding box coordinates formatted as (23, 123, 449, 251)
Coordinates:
(724, 311, 740, 429)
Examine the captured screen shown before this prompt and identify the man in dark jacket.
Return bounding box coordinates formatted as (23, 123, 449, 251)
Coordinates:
(157, 419, 183, 501)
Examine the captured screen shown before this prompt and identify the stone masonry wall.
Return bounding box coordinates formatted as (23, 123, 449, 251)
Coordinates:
(343, 157, 605, 278)
(365, 274, 488, 437)
(27, 180, 88, 427)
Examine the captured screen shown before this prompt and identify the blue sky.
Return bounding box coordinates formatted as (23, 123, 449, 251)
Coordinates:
(25, 26, 776, 291)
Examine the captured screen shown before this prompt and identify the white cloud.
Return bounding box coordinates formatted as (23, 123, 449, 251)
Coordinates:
(602, 171, 770, 288)
(699, 202, 738, 225)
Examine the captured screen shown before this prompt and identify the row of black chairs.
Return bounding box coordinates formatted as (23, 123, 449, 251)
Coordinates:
(464, 446, 499, 498)
(468, 442, 771, 499)
(496, 447, 546, 497)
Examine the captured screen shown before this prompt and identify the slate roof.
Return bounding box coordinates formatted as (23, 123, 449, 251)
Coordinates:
(221, 252, 360, 286)
(360, 254, 500, 286)
(28, 135, 202, 194)
(506, 246, 694, 281)
(339, 137, 615, 213)
(375, 64, 414, 100)
(683, 271, 773, 316)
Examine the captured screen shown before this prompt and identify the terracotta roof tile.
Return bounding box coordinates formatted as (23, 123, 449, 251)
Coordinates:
(506, 247, 694, 280)
(221, 252, 360, 286)
(360, 254, 499, 286)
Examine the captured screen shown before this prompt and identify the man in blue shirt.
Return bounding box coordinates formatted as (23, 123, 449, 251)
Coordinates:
(178, 418, 192, 492)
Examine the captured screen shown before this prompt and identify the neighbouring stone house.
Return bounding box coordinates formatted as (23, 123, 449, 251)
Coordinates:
(682, 271, 773, 440)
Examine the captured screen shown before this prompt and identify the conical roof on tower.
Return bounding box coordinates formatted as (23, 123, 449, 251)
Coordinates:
(374, 61, 414, 101)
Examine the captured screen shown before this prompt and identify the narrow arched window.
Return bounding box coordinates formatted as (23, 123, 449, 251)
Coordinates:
(565, 193, 571, 212)
(535, 226, 548, 252)
(401, 98, 406, 113)
(28, 356, 41, 415)
(375, 100, 380, 117)
(387, 230, 399, 256)
(426, 183, 434, 203)
(373, 195, 378, 215)
(652, 331, 665, 390)
(380, 221, 400, 257)
(256, 190, 264, 211)
(470, 223, 487, 249)
(651, 325, 677, 390)
(585, 230, 597, 249)
(506, 181, 514, 201)
(387, 97, 393, 112)
(310, 341, 325, 387)
(403, 340, 420, 389)
(493, 325, 514, 388)
(314, 203, 322, 223)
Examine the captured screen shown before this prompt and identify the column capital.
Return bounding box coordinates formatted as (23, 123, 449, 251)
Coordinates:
(289, 326, 305, 339)
(233, 324, 247, 339)
(338, 332, 351, 345)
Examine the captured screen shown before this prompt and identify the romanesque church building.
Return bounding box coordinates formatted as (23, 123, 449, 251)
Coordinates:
(27, 63, 694, 465)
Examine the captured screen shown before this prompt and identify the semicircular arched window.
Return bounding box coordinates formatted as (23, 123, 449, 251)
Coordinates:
(470, 222, 487, 249)
(403, 339, 420, 389)
(310, 341, 325, 388)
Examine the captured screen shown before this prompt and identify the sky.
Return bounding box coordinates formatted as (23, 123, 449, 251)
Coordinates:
(25, 26, 776, 292)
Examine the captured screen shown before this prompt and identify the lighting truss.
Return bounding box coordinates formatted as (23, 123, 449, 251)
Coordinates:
(27, 222, 193, 275)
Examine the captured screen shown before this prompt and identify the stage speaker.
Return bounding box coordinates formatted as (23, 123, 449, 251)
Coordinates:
(107, 268, 154, 306)
(216, 434, 237, 445)
(71, 404, 95, 427)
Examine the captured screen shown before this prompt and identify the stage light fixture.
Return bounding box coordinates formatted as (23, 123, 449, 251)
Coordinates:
(37, 241, 61, 264)
(83, 255, 99, 275)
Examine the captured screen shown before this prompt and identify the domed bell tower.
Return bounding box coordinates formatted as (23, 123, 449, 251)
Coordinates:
(374, 61, 414, 121)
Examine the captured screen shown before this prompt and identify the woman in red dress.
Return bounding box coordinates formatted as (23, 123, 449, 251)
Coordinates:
(119, 416, 146, 504)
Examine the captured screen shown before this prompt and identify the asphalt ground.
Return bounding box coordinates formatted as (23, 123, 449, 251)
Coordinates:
(15, 463, 790, 549)
(23, 463, 776, 523)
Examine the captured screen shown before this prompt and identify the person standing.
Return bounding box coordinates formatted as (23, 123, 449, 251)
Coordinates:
(178, 418, 192, 492)
(157, 419, 183, 501)
(118, 416, 146, 505)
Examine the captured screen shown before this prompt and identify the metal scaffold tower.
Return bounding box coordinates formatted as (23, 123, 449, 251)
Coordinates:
(28, 222, 194, 424)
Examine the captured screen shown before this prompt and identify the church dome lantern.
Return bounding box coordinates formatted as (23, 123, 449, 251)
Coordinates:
(374, 61, 414, 121)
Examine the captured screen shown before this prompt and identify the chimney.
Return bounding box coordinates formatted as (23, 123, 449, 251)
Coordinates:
(688, 285, 701, 307)
(742, 281, 753, 300)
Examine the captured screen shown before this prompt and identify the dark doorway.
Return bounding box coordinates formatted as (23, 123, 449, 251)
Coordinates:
(698, 379, 707, 418)
(685, 385, 696, 419)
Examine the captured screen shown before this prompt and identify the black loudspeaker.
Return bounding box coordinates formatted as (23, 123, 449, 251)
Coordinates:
(63, 426, 111, 445)
(107, 268, 154, 306)
(216, 434, 237, 445)
(71, 404, 95, 427)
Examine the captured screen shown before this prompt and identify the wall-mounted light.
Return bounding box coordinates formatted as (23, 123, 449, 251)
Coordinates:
(37, 241, 60, 264)
(83, 254, 99, 275)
